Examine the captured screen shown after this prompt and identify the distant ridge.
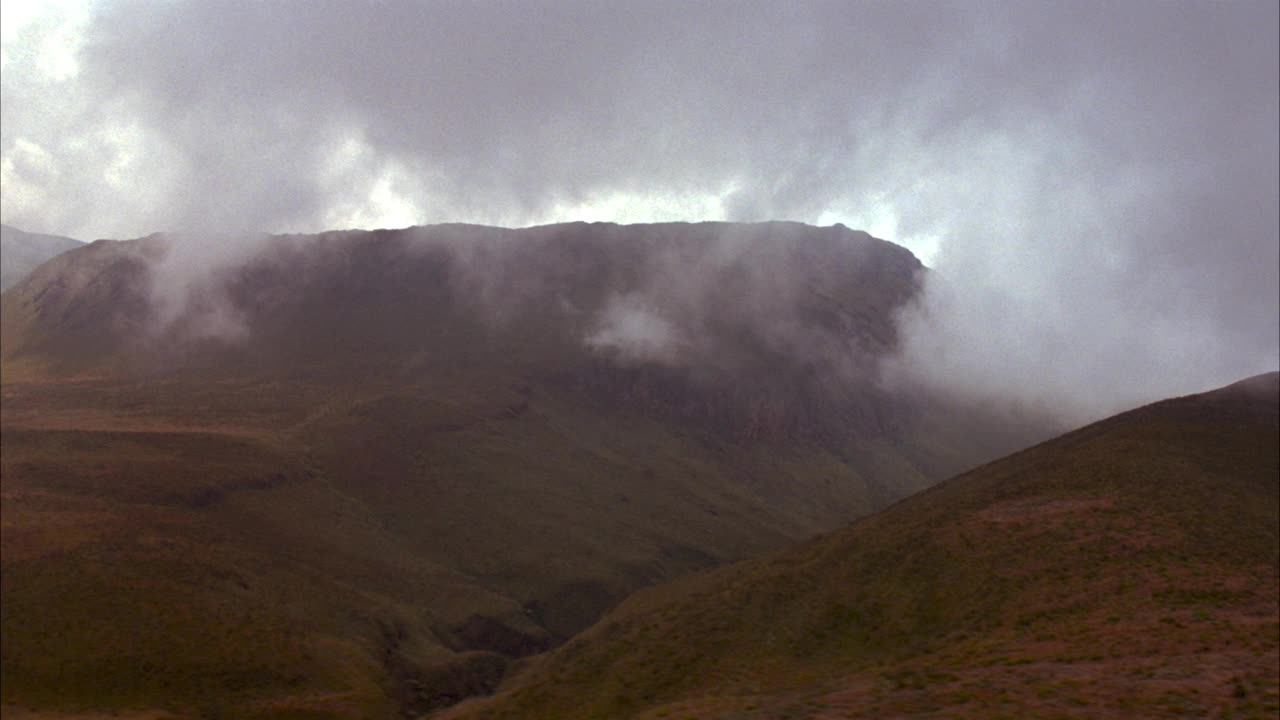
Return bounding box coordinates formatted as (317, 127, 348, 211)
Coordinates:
(0, 224, 82, 291)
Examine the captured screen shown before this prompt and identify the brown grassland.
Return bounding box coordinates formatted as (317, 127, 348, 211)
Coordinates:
(441, 373, 1280, 720)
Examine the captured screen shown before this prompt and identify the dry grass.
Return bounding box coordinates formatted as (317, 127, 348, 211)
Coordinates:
(443, 374, 1279, 720)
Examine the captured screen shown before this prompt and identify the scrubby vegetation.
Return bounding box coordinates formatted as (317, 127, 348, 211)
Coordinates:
(444, 374, 1280, 719)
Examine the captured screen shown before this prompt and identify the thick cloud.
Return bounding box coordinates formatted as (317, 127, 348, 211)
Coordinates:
(2, 0, 1276, 419)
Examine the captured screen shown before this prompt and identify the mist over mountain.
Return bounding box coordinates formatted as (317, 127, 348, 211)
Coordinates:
(1, 221, 1053, 717)
(3, 1, 1275, 423)
(3, 221, 1054, 442)
(2, 2, 1276, 717)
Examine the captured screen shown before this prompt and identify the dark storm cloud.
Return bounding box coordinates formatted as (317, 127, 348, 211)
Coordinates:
(1, 0, 1276, 420)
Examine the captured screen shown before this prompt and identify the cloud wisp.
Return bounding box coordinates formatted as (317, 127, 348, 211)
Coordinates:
(1, 0, 1276, 420)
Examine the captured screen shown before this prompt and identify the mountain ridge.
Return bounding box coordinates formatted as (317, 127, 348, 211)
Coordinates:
(1, 221, 1054, 717)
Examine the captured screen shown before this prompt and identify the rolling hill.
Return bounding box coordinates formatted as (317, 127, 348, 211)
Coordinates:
(0, 222, 1052, 718)
(0, 224, 83, 291)
(442, 372, 1280, 720)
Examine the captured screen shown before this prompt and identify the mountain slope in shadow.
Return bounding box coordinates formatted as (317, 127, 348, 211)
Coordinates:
(444, 372, 1279, 720)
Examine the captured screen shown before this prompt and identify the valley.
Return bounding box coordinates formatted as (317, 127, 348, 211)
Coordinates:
(442, 373, 1280, 719)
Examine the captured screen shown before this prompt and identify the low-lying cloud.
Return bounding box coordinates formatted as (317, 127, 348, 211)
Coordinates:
(2, 0, 1276, 421)
(586, 293, 685, 366)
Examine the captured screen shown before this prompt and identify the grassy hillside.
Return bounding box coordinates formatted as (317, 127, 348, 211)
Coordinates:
(0, 222, 1053, 718)
(444, 372, 1280, 720)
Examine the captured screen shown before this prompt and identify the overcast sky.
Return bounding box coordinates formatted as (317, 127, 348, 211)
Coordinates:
(2, 0, 1277, 417)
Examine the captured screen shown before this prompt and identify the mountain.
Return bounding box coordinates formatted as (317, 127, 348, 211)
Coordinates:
(443, 372, 1280, 720)
(0, 224, 83, 291)
(0, 222, 1052, 718)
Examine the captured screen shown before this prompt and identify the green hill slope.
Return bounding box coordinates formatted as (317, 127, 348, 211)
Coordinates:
(445, 372, 1280, 720)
